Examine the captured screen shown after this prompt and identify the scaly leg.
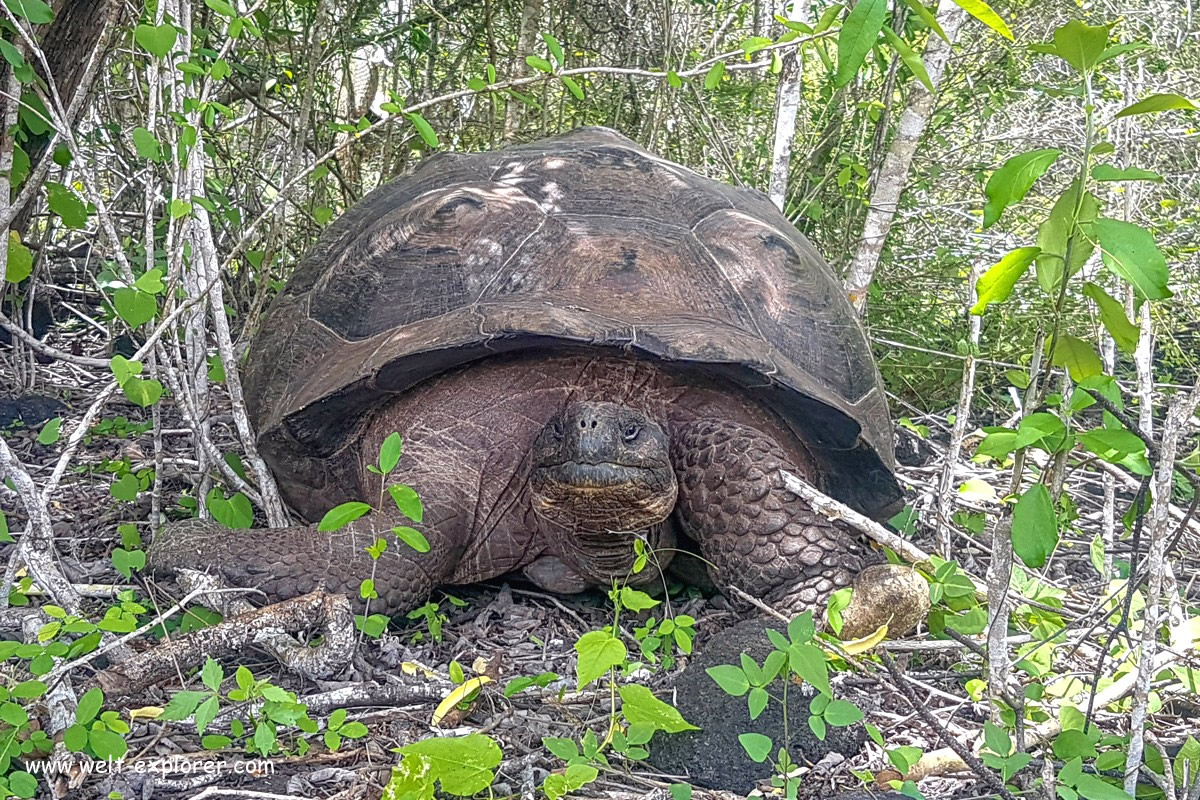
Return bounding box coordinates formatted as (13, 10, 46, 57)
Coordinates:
(146, 513, 456, 616)
(670, 417, 866, 610)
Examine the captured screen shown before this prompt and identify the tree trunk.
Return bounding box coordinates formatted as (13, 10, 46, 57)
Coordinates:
(843, 0, 967, 314)
(766, 1, 808, 211)
(6, 0, 119, 235)
(503, 0, 544, 141)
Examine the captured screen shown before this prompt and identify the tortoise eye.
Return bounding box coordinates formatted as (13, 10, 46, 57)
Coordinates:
(550, 418, 565, 439)
(623, 424, 641, 442)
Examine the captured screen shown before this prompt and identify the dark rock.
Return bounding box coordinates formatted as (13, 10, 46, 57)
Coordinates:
(647, 618, 867, 796)
(0, 393, 66, 429)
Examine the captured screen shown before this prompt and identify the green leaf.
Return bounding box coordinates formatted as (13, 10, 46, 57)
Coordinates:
(951, 0, 1013, 40)
(667, 70, 683, 88)
(983, 149, 1061, 228)
(1052, 334, 1103, 381)
(824, 699, 865, 726)
(206, 489, 254, 530)
(788, 611, 816, 644)
(1094, 218, 1172, 301)
(394, 734, 503, 796)
(575, 630, 627, 689)
(738, 732, 773, 763)
(134, 23, 178, 58)
(669, 784, 692, 800)
(983, 720, 1013, 756)
(75, 687, 103, 726)
(317, 501, 372, 532)
(835, 0, 887, 87)
(114, 288, 157, 328)
(1078, 429, 1145, 462)
(194, 695, 219, 736)
(1011, 484, 1058, 568)
(618, 586, 660, 612)
(703, 61, 725, 90)
(378, 432, 403, 474)
(111, 548, 146, 579)
(748, 687, 769, 719)
(1090, 164, 1161, 182)
(901, 0, 948, 41)
(788, 642, 832, 697)
(121, 378, 162, 407)
(970, 247, 1041, 314)
(205, 0, 238, 17)
(393, 526, 431, 553)
(1094, 42, 1150, 67)
(541, 33, 564, 65)
(1072, 773, 1135, 800)
(135, 268, 165, 294)
(88, 726, 128, 760)
(880, 27, 933, 92)
(1114, 93, 1198, 119)
(1015, 412, 1067, 451)
(740, 36, 773, 55)
(385, 753, 436, 800)
(1052, 730, 1099, 762)
(11, 680, 46, 700)
(387, 484, 423, 522)
(170, 198, 192, 219)
(810, 712, 829, 740)
(406, 113, 439, 148)
(3, 0, 54, 24)
(110, 474, 139, 502)
(201, 657, 223, 692)
(705, 664, 749, 696)
(46, 182, 89, 229)
(618, 684, 699, 732)
(1035, 181, 1099, 295)
(1052, 20, 1111, 73)
(37, 417, 62, 445)
(6, 232, 33, 283)
(525, 55, 554, 73)
(131, 127, 163, 162)
(560, 76, 584, 100)
(1082, 282, 1139, 352)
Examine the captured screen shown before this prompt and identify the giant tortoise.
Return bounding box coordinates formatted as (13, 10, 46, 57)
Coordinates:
(148, 126, 922, 635)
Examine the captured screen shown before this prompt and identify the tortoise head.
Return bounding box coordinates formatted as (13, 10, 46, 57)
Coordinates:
(530, 401, 677, 533)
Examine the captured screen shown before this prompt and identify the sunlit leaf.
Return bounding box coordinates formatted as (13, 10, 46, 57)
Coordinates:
(970, 247, 1041, 314)
(1114, 93, 1198, 119)
(983, 149, 1061, 228)
(836, 0, 888, 87)
(951, 0, 1013, 40)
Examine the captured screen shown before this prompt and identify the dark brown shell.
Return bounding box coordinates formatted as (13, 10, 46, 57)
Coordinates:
(245, 127, 901, 517)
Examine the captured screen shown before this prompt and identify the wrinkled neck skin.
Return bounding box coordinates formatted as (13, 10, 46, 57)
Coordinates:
(539, 516, 678, 588)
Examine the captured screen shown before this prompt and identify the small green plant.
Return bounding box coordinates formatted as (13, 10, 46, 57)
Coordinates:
(0, 678, 53, 798)
(405, 596, 466, 643)
(536, 578, 698, 797)
(705, 611, 867, 798)
(160, 658, 322, 756)
(322, 708, 368, 751)
(63, 687, 129, 762)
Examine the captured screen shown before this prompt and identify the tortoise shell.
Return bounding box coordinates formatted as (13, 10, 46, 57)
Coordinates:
(244, 127, 901, 519)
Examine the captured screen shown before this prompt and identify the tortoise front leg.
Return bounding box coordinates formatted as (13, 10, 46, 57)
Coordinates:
(669, 418, 866, 611)
(146, 513, 457, 617)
